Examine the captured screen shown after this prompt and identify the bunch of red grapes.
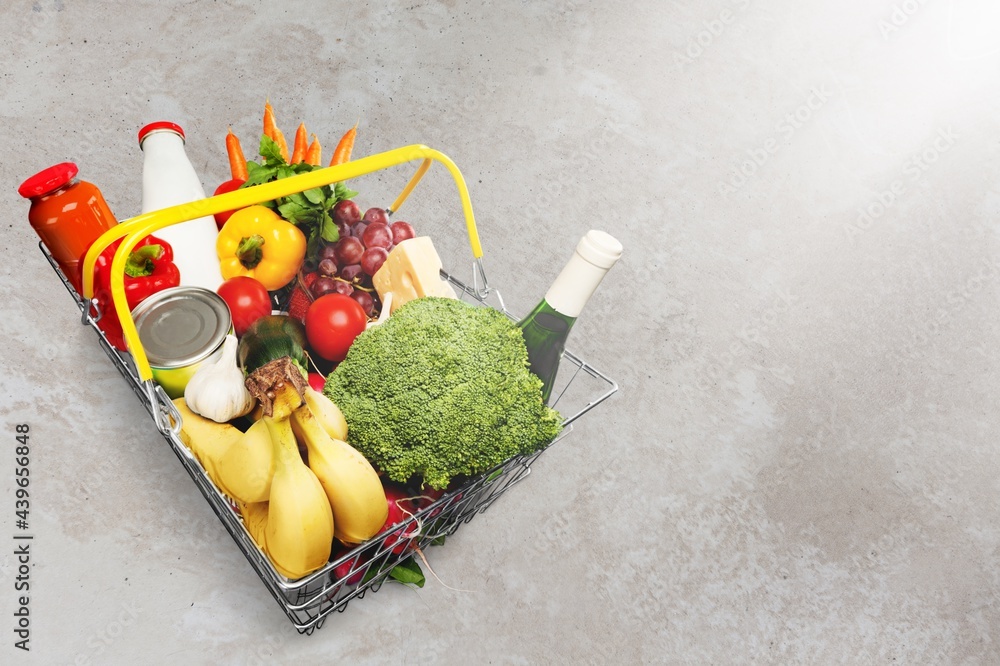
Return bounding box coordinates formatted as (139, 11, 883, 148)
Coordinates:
(311, 199, 416, 317)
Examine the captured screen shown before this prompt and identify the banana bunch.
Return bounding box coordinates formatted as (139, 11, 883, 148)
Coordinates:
(174, 382, 387, 580)
(237, 500, 269, 550)
(263, 395, 334, 579)
(291, 398, 388, 545)
(173, 398, 241, 496)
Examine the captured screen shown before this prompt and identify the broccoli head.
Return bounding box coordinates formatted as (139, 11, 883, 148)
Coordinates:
(323, 297, 563, 489)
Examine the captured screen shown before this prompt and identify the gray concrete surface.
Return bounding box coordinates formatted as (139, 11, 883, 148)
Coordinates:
(2, 0, 1000, 663)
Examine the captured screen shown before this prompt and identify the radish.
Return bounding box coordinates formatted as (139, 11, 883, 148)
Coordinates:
(378, 483, 422, 555)
(418, 487, 447, 519)
(333, 551, 365, 586)
(307, 372, 326, 392)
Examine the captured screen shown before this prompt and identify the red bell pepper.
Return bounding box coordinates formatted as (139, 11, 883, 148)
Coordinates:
(90, 235, 181, 350)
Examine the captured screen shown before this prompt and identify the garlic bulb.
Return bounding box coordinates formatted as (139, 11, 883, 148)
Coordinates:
(184, 335, 255, 423)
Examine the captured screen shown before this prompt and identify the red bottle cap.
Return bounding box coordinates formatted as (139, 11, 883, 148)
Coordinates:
(17, 162, 79, 199)
(138, 121, 185, 146)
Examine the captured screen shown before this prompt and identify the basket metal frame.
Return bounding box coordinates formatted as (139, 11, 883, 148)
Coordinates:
(44, 153, 618, 633)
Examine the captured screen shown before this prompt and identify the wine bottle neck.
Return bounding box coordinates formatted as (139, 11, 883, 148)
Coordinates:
(544, 251, 612, 318)
(523, 300, 576, 331)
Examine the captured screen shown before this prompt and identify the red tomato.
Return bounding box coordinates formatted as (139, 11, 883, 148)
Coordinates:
(217, 276, 271, 337)
(305, 294, 368, 361)
(213, 178, 246, 230)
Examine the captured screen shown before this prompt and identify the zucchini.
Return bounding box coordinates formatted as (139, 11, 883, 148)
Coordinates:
(238, 315, 310, 375)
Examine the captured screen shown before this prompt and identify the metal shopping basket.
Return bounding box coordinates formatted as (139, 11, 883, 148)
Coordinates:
(44, 145, 618, 633)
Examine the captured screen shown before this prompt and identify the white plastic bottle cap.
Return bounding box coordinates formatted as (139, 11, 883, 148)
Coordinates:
(577, 230, 623, 270)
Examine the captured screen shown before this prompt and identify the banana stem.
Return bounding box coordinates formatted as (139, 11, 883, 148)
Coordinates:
(263, 415, 299, 467)
(245, 358, 307, 417)
(270, 382, 305, 420)
(259, 381, 308, 468)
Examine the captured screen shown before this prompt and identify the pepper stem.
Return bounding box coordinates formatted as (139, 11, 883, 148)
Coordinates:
(237, 235, 266, 270)
(124, 244, 163, 278)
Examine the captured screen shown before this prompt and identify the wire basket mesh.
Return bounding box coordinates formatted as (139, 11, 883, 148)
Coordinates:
(42, 146, 618, 633)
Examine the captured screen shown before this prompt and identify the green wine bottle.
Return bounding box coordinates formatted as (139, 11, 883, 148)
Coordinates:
(518, 230, 622, 403)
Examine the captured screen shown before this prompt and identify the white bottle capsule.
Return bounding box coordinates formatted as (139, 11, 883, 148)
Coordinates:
(544, 230, 623, 318)
(138, 121, 225, 292)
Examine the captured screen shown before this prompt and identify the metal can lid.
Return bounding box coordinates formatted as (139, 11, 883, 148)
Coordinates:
(131, 287, 231, 368)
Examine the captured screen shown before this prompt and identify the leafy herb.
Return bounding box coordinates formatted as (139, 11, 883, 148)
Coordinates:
(388, 557, 425, 588)
(359, 555, 426, 589)
(241, 135, 358, 261)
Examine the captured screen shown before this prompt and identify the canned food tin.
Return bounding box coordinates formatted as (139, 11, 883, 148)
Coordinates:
(131, 286, 232, 399)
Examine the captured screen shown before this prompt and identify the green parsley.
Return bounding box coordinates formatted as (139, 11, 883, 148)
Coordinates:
(241, 135, 358, 262)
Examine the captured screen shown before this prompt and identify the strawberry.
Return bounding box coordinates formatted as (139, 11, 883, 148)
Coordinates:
(287, 271, 318, 322)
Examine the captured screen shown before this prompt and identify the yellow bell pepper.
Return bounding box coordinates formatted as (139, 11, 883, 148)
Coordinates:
(217, 205, 306, 291)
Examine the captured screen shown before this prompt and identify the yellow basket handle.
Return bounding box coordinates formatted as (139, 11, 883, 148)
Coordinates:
(81, 144, 484, 383)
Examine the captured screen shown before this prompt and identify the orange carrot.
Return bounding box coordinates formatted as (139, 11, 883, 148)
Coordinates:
(305, 134, 322, 166)
(226, 127, 248, 181)
(263, 100, 278, 141)
(290, 123, 308, 164)
(273, 126, 289, 162)
(330, 122, 358, 166)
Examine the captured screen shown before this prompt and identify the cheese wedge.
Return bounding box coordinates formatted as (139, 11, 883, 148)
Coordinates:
(372, 236, 457, 313)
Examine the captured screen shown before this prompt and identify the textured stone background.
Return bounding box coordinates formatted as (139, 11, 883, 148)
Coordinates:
(1, 1, 999, 663)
